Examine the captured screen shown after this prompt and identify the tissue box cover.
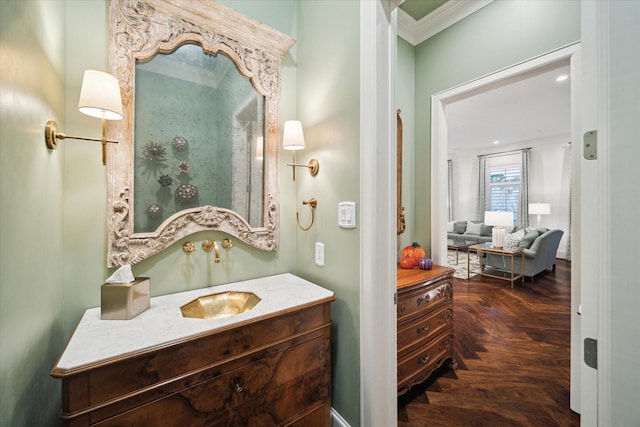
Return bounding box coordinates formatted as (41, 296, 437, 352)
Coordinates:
(101, 278, 150, 320)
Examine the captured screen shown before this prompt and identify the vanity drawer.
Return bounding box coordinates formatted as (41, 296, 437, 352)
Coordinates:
(397, 305, 453, 355)
(93, 334, 331, 426)
(397, 331, 454, 395)
(397, 280, 453, 324)
(79, 304, 329, 409)
(284, 402, 331, 427)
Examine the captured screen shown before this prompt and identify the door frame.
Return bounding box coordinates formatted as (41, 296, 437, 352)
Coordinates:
(359, 1, 399, 426)
(430, 43, 587, 413)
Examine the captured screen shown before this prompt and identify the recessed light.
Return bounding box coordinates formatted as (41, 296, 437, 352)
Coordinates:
(493, 140, 500, 145)
(556, 74, 569, 82)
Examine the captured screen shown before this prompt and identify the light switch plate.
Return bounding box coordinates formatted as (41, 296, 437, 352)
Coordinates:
(338, 201, 356, 228)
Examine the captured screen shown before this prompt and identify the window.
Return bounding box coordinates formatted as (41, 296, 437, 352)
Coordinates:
(489, 164, 520, 224)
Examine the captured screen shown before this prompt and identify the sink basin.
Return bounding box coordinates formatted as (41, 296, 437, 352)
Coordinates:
(180, 291, 261, 319)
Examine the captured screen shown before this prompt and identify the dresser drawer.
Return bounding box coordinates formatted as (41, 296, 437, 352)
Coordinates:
(94, 334, 330, 426)
(397, 331, 454, 394)
(397, 279, 453, 324)
(397, 305, 453, 355)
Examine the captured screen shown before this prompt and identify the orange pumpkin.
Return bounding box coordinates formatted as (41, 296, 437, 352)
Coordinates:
(402, 242, 426, 264)
(399, 255, 415, 269)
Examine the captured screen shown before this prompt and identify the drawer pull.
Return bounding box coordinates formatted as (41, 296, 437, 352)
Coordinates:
(234, 384, 244, 393)
(417, 295, 430, 306)
(417, 324, 430, 334)
(418, 353, 430, 364)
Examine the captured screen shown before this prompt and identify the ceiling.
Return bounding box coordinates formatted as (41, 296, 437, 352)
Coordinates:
(398, 0, 572, 153)
(399, 0, 448, 21)
(446, 64, 571, 153)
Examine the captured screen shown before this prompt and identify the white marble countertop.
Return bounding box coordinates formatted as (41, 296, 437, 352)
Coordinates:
(53, 273, 334, 372)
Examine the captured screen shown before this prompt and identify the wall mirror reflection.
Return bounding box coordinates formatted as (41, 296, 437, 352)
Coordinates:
(106, 0, 294, 267)
(134, 44, 265, 233)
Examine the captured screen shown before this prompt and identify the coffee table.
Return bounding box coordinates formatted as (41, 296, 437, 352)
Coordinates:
(468, 243, 525, 288)
(447, 239, 476, 265)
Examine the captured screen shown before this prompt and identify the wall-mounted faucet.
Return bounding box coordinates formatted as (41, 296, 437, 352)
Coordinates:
(212, 240, 221, 263)
(201, 239, 229, 263)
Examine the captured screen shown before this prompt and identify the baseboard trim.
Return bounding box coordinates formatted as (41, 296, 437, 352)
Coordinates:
(331, 407, 351, 427)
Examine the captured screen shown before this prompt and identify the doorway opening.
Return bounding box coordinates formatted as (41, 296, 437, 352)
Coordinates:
(430, 43, 582, 412)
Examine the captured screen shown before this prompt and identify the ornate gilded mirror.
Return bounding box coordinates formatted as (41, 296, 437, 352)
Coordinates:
(106, 0, 294, 267)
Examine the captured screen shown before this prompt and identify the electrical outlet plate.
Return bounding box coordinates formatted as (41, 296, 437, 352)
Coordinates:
(315, 242, 324, 267)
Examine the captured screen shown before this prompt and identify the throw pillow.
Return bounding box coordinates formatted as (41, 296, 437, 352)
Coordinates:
(465, 222, 483, 235)
(504, 229, 525, 248)
(454, 221, 467, 234)
(518, 230, 540, 249)
(447, 221, 455, 232)
(480, 224, 493, 237)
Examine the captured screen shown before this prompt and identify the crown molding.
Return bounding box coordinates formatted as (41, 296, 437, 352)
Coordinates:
(398, 0, 494, 46)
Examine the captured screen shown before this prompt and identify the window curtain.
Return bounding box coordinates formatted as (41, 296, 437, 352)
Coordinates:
(447, 160, 453, 221)
(476, 155, 488, 221)
(518, 148, 531, 228)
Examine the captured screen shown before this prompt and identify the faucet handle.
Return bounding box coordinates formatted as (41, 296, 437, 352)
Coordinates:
(202, 240, 214, 252)
(182, 241, 196, 255)
(222, 238, 233, 251)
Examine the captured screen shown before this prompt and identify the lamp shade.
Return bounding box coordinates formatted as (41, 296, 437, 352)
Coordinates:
(78, 70, 123, 120)
(529, 203, 550, 215)
(282, 120, 305, 151)
(484, 211, 514, 227)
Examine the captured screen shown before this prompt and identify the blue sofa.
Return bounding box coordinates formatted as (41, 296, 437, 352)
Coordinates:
(446, 220, 494, 244)
(483, 228, 564, 279)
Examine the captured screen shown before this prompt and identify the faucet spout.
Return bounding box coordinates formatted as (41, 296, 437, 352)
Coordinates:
(213, 240, 221, 263)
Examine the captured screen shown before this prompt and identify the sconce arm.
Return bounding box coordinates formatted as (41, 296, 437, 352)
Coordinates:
(45, 120, 118, 149)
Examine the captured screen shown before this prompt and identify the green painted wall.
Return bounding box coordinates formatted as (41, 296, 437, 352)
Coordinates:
(1, 0, 364, 425)
(412, 0, 580, 251)
(294, 1, 361, 424)
(397, 36, 416, 255)
(0, 1, 66, 425)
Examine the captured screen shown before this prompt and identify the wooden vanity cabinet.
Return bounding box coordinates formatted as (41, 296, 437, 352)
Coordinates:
(51, 301, 334, 426)
(397, 265, 455, 395)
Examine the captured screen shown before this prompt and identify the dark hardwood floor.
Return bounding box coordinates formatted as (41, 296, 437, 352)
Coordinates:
(398, 259, 580, 427)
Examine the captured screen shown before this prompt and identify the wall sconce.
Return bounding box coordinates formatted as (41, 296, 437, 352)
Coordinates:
(282, 120, 319, 181)
(484, 211, 514, 249)
(45, 70, 123, 165)
(528, 203, 550, 228)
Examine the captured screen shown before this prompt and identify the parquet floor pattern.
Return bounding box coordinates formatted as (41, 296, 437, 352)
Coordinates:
(398, 260, 580, 427)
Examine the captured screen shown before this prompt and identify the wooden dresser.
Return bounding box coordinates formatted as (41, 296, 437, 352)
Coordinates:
(397, 265, 455, 395)
(51, 275, 334, 426)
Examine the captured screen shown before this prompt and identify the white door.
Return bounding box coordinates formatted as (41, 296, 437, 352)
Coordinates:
(578, 0, 611, 424)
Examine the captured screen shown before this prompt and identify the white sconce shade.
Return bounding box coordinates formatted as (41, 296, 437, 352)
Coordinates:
(78, 70, 124, 120)
(484, 211, 514, 249)
(282, 120, 305, 150)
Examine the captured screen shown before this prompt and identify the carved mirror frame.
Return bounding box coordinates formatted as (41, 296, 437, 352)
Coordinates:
(397, 109, 406, 235)
(106, 0, 295, 267)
